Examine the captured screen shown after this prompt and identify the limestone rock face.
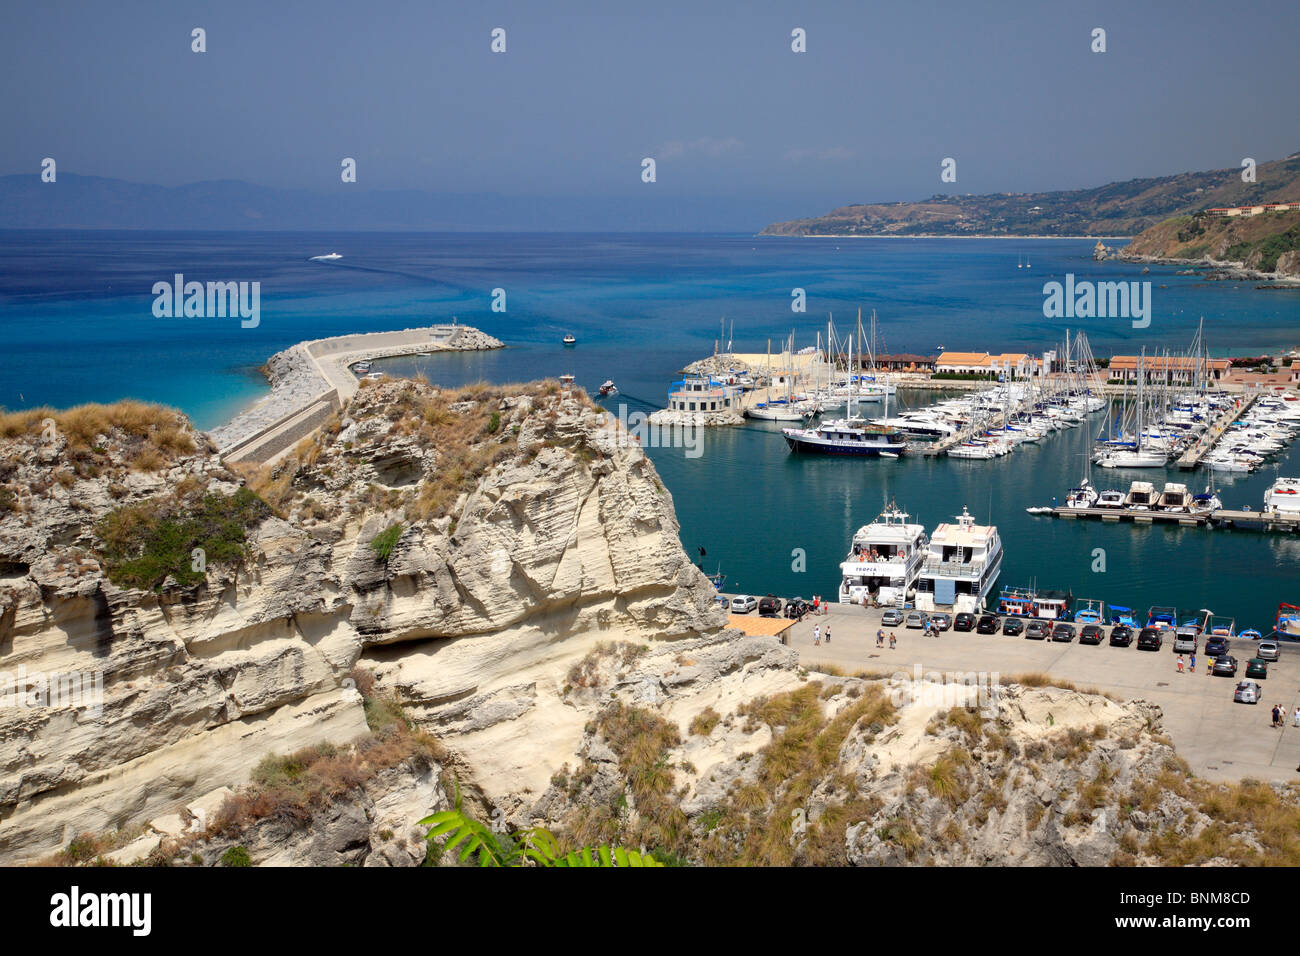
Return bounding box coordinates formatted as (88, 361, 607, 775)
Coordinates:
(0, 380, 726, 863)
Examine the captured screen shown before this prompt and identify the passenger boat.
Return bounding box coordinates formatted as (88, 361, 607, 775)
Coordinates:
(782, 417, 906, 457)
(837, 503, 928, 606)
(599, 380, 618, 396)
(916, 507, 1003, 612)
(562, 334, 576, 346)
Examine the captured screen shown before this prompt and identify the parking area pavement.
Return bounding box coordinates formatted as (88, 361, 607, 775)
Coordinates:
(762, 602, 1300, 784)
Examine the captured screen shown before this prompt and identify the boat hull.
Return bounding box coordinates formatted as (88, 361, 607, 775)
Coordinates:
(784, 435, 903, 457)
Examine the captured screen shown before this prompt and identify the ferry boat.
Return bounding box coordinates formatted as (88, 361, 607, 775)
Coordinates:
(916, 506, 1003, 611)
(562, 334, 577, 346)
(837, 504, 929, 606)
(1264, 477, 1300, 516)
(599, 380, 618, 396)
(782, 417, 906, 457)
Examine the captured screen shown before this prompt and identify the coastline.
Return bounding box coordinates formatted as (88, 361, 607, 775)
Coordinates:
(759, 233, 1136, 240)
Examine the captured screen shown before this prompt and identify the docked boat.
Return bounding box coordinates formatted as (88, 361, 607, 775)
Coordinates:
(1073, 599, 1106, 625)
(1277, 603, 1300, 639)
(562, 334, 576, 346)
(1264, 477, 1300, 516)
(1033, 589, 1073, 621)
(1156, 483, 1191, 512)
(599, 380, 618, 396)
(1065, 479, 1099, 509)
(748, 398, 820, 421)
(1096, 447, 1169, 469)
(783, 417, 906, 457)
(1124, 481, 1156, 510)
(352, 361, 372, 374)
(1096, 489, 1126, 509)
(1189, 485, 1222, 514)
(998, 587, 1037, 617)
(837, 504, 929, 606)
(916, 506, 1003, 612)
(1108, 605, 1138, 627)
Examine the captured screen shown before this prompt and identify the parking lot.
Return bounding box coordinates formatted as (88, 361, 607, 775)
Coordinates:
(755, 600, 1300, 783)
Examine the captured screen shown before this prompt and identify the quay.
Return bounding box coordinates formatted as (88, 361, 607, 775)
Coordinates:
(210, 324, 503, 466)
(1047, 505, 1300, 533)
(1176, 392, 1259, 470)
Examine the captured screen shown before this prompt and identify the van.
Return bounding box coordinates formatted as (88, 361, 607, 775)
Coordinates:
(1173, 627, 1198, 654)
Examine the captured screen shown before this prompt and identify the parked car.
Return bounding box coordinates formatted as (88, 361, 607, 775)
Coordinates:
(953, 612, 975, 632)
(905, 610, 930, 629)
(1245, 657, 1269, 679)
(1001, 617, 1025, 636)
(730, 594, 757, 614)
(783, 598, 809, 619)
(1109, 624, 1133, 647)
(1079, 624, 1104, 645)
(1025, 619, 1050, 640)
(1137, 627, 1164, 651)
(976, 614, 1000, 634)
(1051, 623, 1076, 643)
(758, 595, 783, 617)
(1233, 679, 1261, 704)
(1173, 628, 1198, 654)
(1204, 636, 1230, 658)
(1212, 655, 1238, 677)
(930, 613, 952, 631)
(881, 608, 905, 626)
(1256, 640, 1280, 662)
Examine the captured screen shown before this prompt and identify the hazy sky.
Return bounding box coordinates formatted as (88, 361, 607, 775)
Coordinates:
(3, 0, 1297, 226)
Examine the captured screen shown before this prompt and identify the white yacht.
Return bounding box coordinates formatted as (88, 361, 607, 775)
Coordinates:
(1096, 489, 1126, 509)
(1156, 483, 1191, 512)
(916, 507, 1004, 612)
(1265, 477, 1300, 516)
(1096, 447, 1169, 468)
(837, 504, 929, 606)
(1125, 481, 1157, 509)
(783, 417, 907, 456)
(1065, 479, 1099, 509)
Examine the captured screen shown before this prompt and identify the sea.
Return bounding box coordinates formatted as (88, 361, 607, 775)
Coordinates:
(2, 229, 1298, 631)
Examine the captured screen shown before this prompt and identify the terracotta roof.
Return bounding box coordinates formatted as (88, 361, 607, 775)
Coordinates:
(1108, 355, 1231, 370)
(935, 351, 992, 365)
(727, 614, 794, 638)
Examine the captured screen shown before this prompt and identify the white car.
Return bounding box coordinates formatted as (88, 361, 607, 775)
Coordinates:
(730, 595, 758, 614)
(1256, 640, 1280, 662)
(1233, 680, 1261, 705)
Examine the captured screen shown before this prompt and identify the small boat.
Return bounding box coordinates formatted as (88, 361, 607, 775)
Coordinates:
(1074, 600, 1106, 626)
(353, 361, 372, 373)
(1238, 628, 1263, 641)
(361, 372, 384, 382)
(1025, 506, 1053, 515)
(309, 252, 343, 261)
(1096, 489, 1126, 508)
(880, 450, 900, 459)
(1276, 604, 1300, 639)
(1065, 479, 1099, 509)
(599, 380, 618, 397)
(1109, 605, 1138, 627)
(562, 334, 576, 346)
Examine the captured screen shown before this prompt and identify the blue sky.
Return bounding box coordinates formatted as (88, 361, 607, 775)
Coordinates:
(2, 0, 1297, 228)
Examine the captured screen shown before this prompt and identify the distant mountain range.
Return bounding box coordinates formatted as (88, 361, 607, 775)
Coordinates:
(0, 173, 766, 232)
(760, 152, 1300, 238)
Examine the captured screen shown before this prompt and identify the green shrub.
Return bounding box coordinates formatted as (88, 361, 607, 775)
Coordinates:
(370, 523, 404, 561)
(220, 846, 251, 867)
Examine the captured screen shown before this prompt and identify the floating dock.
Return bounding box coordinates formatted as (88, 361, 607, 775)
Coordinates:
(1048, 505, 1300, 533)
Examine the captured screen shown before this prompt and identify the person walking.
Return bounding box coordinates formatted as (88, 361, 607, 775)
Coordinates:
(876, 628, 885, 648)
(813, 624, 821, 646)
(1271, 705, 1281, 728)
(889, 632, 897, 650)
(824, 625, 831, 644)
(1189, 653, 1196, 674)
(1176, 655, 1185, 674)
(1293, 706, 1300, 728)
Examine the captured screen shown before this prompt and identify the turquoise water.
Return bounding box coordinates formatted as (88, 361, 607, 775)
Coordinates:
(2, 230, 1298, 631)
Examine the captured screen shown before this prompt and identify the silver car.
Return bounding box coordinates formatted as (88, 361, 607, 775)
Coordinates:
(729, 594, 757, 614)
(881, 608, 905, 626)
(904, 610, 929, 629)
(1233, 680, 1261, 704)
(1257, 640, 1280, 662)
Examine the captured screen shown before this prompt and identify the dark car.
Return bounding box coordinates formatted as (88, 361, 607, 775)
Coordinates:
(1002, 617, 1025, 636)
(1051, 623, 1076, 643)
(1245, 657, 1268, 679)
(1212, 655, 1238, 677)
(1025, 619, 1050, 640)
(784, 599, 809, 619)
(976, 614, 1000, 634)
(1137, 627, 1164, 651)
(1109, 625, 1133, 647)
(1079, 624, 1104, 645)
(953, 612, 975, 632)
(758, 595, 783, 617)
(1204, 636, 1230, 658)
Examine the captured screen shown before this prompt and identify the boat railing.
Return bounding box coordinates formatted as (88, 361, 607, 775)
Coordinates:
(922, 557, 983, 577)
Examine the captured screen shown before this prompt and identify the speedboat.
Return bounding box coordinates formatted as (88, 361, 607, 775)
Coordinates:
(1096, 489, 1126, 508)
(562, 334, 577, 346)
(599, 380, 618, 396)
(1265, 477, 1300, 516)
(309, 252, 343, 261)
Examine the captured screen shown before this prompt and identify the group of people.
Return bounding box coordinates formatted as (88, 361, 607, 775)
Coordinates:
(812, 623, 830, 646)
(1270, 704, 1299, 729)
(875, 628, 897, 649)
(1174, 653, 1198, 674)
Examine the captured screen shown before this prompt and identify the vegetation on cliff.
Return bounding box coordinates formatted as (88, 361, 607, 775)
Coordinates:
(1123, 208, 1300, 273)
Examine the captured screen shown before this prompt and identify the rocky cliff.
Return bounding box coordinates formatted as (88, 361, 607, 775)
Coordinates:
(1119, 208, 1300, 280)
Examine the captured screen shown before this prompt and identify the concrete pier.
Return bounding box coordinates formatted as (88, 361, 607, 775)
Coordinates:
(1175, 392, 1259, 470)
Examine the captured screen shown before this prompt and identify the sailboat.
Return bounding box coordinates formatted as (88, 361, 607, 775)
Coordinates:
(1096, 349, 1168, 468)
(1017, 254, 1023, 269)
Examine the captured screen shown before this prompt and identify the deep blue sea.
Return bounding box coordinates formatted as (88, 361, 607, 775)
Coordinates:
(2, 230, 1298, 630)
